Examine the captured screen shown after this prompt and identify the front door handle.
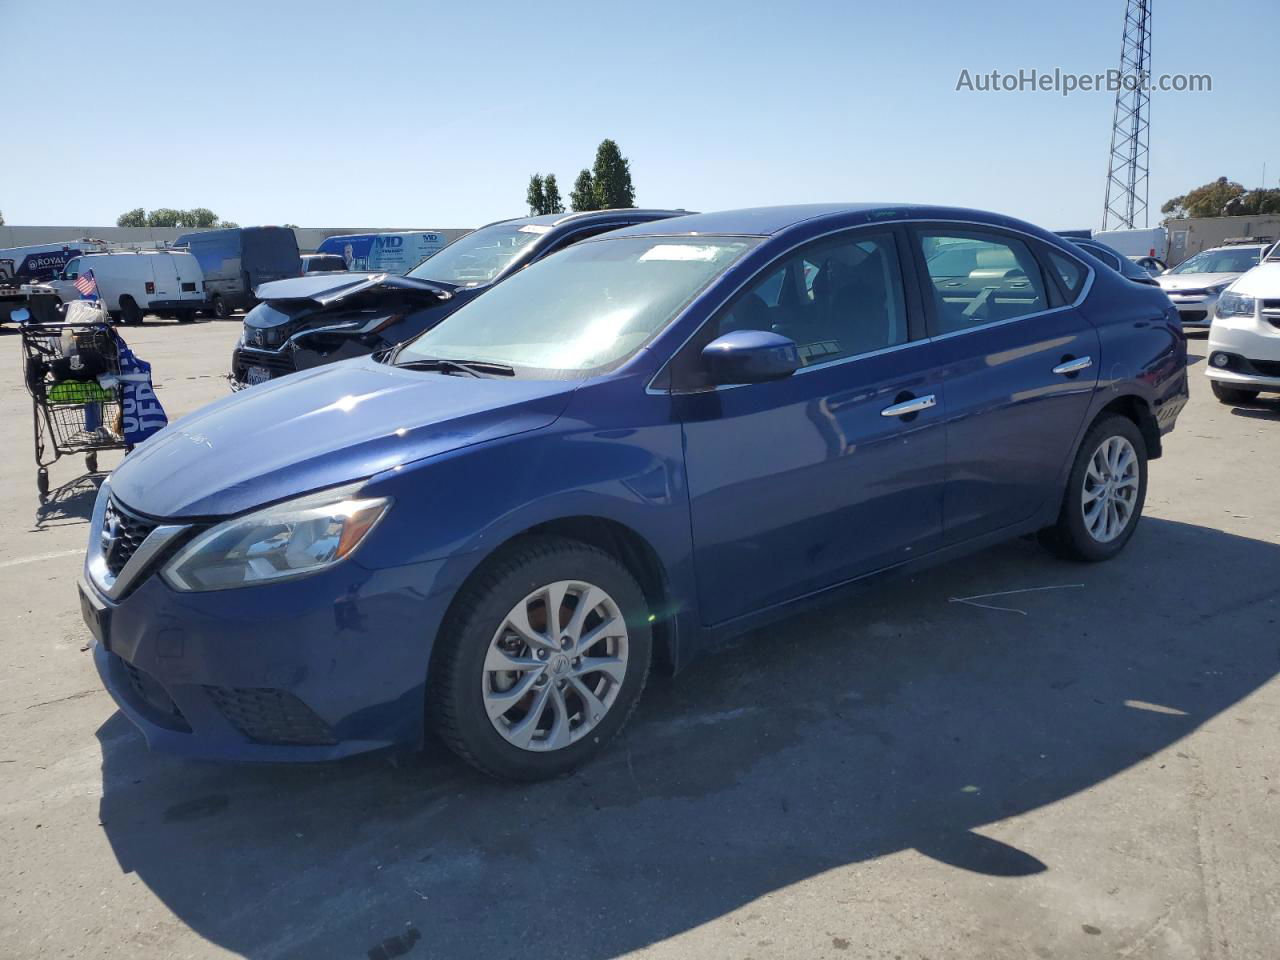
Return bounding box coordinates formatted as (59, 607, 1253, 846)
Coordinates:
(1052, 356, 1092, 376)
(880, 394, 937, 418)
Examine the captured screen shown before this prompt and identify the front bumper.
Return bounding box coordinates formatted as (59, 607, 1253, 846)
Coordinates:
(1166, 291, 1222, 327)
(1205, 310, 1280, 391)
(83, 549, 456, 762)
(230, 344, 298, 390)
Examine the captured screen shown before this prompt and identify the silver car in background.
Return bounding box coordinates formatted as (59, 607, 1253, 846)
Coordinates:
(1157, 241, 1268, 328)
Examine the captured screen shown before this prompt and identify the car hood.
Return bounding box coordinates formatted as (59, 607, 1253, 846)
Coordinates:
(1226, 261, 1280, 298)
(253, 272, 453, 308)
(1156, 272, 1239, 291)
(110, 358, 576, 518)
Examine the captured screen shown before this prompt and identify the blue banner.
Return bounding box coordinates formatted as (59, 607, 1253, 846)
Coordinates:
(112, 333, 168, 446)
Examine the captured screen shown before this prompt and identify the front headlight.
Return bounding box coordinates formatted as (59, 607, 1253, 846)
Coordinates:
(1204, 282, 1230, 295)
(162, 483, 392, 591)
(1215, 290, 1256, 319)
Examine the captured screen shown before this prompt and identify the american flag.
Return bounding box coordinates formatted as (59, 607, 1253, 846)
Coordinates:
(74, 268, 98, 299)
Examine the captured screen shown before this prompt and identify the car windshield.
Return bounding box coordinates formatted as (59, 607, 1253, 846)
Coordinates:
(1171, 247, 1261, 274)
(396, 235, 758, 377)
(406, 222, 549, 287)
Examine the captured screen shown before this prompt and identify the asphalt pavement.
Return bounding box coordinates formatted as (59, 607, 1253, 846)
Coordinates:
(1, 320, 1277, 960)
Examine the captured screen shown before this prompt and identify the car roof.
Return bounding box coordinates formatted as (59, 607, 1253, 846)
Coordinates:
(479, 208, 692, 231)
(601, 203, 1051, 239)
(1202, 243, 1267, 252)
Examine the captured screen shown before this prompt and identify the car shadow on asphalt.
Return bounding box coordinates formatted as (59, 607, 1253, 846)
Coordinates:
(94, 517, 1280, 959)
(1230, 399, 1280, 421)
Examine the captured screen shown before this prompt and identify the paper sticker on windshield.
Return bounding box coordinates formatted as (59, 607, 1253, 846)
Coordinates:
(639, 244, 724, 262)
(518, 224, 552, 234)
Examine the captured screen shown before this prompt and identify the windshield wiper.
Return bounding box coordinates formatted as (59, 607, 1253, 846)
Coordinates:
(395, 356, 516, 378)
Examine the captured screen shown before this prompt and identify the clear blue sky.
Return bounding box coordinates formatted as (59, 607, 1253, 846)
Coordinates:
(3, 0, 1275, 231)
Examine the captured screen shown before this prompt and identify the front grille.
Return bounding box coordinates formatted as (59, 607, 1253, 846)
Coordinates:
(205, 687, 336, 746)
(233, 348, 297, 376)
(1171, 289, 1207, 298)
(1262, 299, 1280, 311)
(244, 324, 288, 349)
(103, 498, 158, 577)
(119, 657, 191, 732)
(1177, 309, 1208, 324)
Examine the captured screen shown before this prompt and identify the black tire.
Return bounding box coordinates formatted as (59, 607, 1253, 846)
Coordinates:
(37, 468, 49, 499)
(428, 535, 652, 781)
(211, 295, 230, 320)
(1210, 381, 1259, 405)
(119, 297, 142, 325)
(85, 452, 98, 473)
(1039, 414, 1148, 563)
(176, 310, 196, 323)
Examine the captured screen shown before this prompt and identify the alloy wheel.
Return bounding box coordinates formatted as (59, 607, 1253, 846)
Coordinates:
(1081, 435, 1139, 543)
(482, 580, 629, 752)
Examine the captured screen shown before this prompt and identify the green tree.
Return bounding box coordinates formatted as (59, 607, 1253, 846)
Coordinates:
(145, 208, 184, 227)
(1161, 177, 1246, 219)
(0, 209, 5, 226)
(543, 173, 564, 214)
(591, 138, 635, 209)
(217, 220, 240, 229)
(182, 207, 220, 228)
(116, 208, 146, 227)
(527, 174, 547, 215)
(569, 168, 597, 212)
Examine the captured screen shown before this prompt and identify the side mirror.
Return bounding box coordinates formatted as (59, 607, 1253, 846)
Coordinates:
(701, 329, 800, 385)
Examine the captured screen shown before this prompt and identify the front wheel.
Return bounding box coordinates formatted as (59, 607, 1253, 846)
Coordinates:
(1039, 415, 1148, 562)
(211, 295, 230, 320)
(429, 536, 652, 781)
(1210, 381, 1259, 405)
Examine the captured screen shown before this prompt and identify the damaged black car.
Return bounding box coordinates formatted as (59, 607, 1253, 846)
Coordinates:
(230, 208, 690, 388)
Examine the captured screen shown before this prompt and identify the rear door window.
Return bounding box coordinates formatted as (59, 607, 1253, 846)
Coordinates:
(917, 229, 1049, 335)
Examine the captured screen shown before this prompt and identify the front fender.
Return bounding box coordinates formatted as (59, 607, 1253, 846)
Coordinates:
(354, 375, 702, 663)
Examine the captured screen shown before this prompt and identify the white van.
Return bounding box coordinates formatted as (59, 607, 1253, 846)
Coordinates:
(48, 250, 207, 324)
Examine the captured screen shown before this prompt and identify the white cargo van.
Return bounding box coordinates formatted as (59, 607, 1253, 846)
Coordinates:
(48, 250, 207, 323)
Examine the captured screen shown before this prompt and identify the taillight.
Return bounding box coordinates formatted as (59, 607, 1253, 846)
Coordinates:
(145, 281, 155, 294)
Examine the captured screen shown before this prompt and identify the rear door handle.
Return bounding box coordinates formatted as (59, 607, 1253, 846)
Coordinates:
(880, 394, 937, 417)
(1052, 356, 1092, 376)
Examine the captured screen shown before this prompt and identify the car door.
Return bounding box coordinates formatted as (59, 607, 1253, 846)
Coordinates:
(52, 257, 81, 300)
(674, 227, 946, 626)
(149, 254, 179, 304)
(912, 225, 1100, 544)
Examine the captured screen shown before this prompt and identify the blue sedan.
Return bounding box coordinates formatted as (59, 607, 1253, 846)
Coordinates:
(79, 204, 1188, 779)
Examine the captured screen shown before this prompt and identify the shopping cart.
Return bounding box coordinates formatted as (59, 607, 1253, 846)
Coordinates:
(19, 301, 130, 499)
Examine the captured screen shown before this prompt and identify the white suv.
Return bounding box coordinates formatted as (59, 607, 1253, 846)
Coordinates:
(1206, 244, 1280, 403)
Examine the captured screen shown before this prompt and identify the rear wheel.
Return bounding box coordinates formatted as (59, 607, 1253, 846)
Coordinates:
(119, 296, 142, 325)
(1039, 415, 1147, 562)
(429, 536, 651, 781)
(1210, 381, 1259, 405)
(211, 295, 230, 319)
